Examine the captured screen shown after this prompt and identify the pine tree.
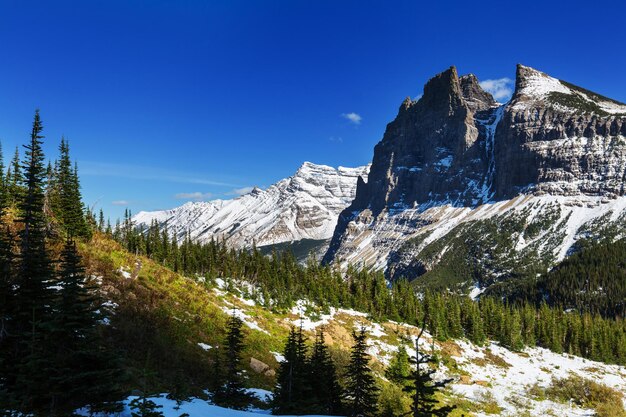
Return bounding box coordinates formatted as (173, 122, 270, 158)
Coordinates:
(0, 178, 16, 408)
(52, 139, 89, 238)
(98, 208, 105, 232)
(7, 147, 23, 206)
(386, 344, 411, 387)
(129, 395, 165, 417)
(405, 325, 455, 417)
(49, 238, 124, 414)
(213, 313, 252, 410)
(307, 328, 343, 415)
(12, 110, 59, 412)
(272, 325, 310, 414)
(345, 327, 379, 417)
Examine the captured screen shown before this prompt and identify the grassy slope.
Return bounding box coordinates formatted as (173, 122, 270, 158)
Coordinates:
(77, 234, 626, 416)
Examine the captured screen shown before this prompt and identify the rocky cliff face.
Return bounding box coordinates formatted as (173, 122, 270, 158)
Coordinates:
(324, 65, 626, 289)
(133, 162, 370, 250)
(352, 67, 499, 217)
(494, 65, 626, 198)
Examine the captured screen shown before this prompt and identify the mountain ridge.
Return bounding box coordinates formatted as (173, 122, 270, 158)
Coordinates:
(323, 64, 626, 290)
(133, 162, 370, 250)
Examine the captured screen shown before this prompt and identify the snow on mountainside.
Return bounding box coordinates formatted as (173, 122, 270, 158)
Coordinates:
(330, 194, 626, 281)
(133, 162, 369, 249)
(80, 267, 626, 417)
(513, 64, 626, 114)
(324, 65, 626, 290)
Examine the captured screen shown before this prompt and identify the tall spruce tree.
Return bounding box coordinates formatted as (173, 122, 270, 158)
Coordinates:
(0, 141, 17, 408)
(272, 325, 310, 415)
(405, 325, 455, 417)
(307, 328, 343, 415)
(345, 327, 379, 417)
(48, 238, 123, 414)
(7, 147, 23, 206)
(13, 110, 57, 412)
(51, 139, 89, 238)
(213, 312, 252, 410)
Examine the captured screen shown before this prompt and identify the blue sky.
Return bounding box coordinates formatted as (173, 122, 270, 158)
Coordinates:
(1, 0, 625, 221)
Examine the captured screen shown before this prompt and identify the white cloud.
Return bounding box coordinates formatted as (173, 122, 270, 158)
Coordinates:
(341, 112, 362, 125)
(329, 136, 343, 143)
(112, 200, 129, 206)
(479, 77, 514, 101)
(175, 192, 213, 201)
(226, 186, 255, 196)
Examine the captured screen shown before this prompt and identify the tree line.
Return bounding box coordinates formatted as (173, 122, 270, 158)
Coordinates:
(112, 218, 626, 366)
(0, 111, 123, 415)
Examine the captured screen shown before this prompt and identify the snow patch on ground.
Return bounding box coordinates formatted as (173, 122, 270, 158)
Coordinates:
(221, 306, 269, 335)
(77, 394, 339, 417)
(118, 267, 131, 279)
(450, 340, 626, 416)
(271, 351, 285, 363)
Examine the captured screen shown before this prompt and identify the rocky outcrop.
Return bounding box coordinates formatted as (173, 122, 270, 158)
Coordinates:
(324, 66, 501, 264)
(324, 64, 626, 281)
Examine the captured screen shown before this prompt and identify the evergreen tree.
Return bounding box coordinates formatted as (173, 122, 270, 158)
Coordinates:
(13, 110, 57, 412)
(345, 327, 379, 417)
(0, 189, 16, 408)
(307, 328, 343, 415)
(49, 238, 124, 414)
(7, 147, 23, 206)
(405, 326, 455, 417)
(98, 208, 105, 232)
(213, 313, 252, 410)
(51, 139, 90, 238)
(129, 395, 165, 417)
(272, 325, 310, 415)
(386, 343, 411, 387)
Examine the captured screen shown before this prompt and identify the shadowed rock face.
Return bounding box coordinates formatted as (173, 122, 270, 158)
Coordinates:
(348, 67, 498, 217)
(324, 64, 626, 266)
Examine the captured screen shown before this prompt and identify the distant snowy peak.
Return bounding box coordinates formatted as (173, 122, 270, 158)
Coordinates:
(513, 64, 626, 114)
(133, 162, 370, 249)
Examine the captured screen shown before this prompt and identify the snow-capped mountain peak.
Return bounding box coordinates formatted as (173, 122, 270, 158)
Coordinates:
(133, 162, 370, 250)
(513, 64, 626, 114)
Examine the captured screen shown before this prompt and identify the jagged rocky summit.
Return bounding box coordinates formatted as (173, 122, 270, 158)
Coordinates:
(324, 65, 626, 289)
(133, 162, 370, 254)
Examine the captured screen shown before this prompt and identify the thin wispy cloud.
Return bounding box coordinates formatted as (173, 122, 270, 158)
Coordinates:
(175, 192, 213, 201)
(226, 186, 255, 196)
(112, 200, 129, 206)
(479, 77, 514, 101)
(341, 112, 362, 125)
(329, 136, 343, 143)
(80, 161, 240, 187)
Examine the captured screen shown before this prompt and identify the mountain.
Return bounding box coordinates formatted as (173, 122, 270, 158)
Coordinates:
(324, 65, 626, 292)
(133, 162, 370, 254)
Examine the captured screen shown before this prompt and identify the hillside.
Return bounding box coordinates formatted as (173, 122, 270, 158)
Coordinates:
(77, 234, 626, 417)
